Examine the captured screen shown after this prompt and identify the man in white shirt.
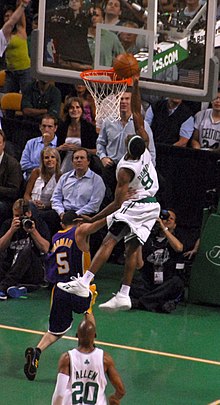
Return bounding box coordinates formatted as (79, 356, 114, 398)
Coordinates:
(0, 0, 31, 57)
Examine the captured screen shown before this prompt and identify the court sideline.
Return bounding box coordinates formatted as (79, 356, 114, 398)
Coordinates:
(1, 264, 220, 404)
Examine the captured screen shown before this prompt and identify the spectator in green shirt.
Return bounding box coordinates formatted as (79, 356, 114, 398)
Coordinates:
(21, 79, 62, 123)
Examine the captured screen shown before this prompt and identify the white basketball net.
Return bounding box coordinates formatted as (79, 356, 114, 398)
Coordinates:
(80, 70, 130, 128)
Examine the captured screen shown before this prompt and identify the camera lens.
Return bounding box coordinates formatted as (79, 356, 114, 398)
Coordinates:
(22, 218, 33, 229)
(160, 209, 170, 220)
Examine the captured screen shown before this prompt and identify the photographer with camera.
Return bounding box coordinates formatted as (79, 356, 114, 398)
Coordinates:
(0, 198, 50, 300)
(130, 208, 186, 313)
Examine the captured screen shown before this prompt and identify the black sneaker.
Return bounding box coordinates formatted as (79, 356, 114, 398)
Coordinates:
(24, 347, 41, 381)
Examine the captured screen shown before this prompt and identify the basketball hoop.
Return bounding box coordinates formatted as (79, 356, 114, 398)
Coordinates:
(80, 69, 132, 128)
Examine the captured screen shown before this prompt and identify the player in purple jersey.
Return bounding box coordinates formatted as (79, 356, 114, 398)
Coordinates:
(45, 222, 86, 284)
(24, 210, 97, 381)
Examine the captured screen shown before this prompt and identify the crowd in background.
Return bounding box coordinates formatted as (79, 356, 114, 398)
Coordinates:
(0, 0, 219, 310)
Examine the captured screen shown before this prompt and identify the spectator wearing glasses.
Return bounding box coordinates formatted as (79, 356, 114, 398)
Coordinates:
(20, 114, 58, 180)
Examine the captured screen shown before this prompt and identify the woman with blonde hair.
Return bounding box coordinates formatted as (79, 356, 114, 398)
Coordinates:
(24, 147, 62, 236)
(24, 147, 62, 209)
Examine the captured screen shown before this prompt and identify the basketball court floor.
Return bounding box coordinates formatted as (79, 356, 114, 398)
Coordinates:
(1, 264, 220, 405)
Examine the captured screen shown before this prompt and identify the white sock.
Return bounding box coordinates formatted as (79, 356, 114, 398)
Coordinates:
(81, 271, 95, 286)
(119, 285, 130, 296)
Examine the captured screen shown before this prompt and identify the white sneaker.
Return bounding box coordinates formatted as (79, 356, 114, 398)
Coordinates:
(99, 292, 131, 313)
(57, 276, 90, 297)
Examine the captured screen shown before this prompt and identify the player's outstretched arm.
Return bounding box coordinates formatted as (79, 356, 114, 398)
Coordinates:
(87, 167, 133, 223)
(104, 352, 126, 405)
(131, 76, 149, 147)
(2, 0, 30, 41)
(75, 218, 107, 252)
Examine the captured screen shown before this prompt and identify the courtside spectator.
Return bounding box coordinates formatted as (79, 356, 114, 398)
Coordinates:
(51, 148, 106, 219)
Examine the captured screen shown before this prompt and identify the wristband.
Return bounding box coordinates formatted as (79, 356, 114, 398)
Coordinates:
(163, 227, 169, 232)
(21, 2, 28, 8)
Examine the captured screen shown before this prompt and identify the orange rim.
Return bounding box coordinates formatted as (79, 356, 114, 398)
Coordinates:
(80, 69, 132, 85)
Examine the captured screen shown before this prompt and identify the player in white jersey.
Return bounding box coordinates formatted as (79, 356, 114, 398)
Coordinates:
(191, 92, 220, 150)
(0, 0, 31, 57)
(107, 138, 159, 245)
(58, 77, 160, 312)
(51, 319, 125, 405)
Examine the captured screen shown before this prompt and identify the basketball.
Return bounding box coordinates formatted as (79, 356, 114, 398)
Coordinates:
(113, 53, 140, 79)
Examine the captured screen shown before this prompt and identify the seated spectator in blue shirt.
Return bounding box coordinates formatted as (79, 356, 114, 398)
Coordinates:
(20, 114, 58, 179)
(145, 98, 194, 147)
(51, 148, 106, 219)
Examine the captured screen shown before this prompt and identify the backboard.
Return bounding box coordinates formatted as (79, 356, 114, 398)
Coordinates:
(34, 0, 219, 101)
